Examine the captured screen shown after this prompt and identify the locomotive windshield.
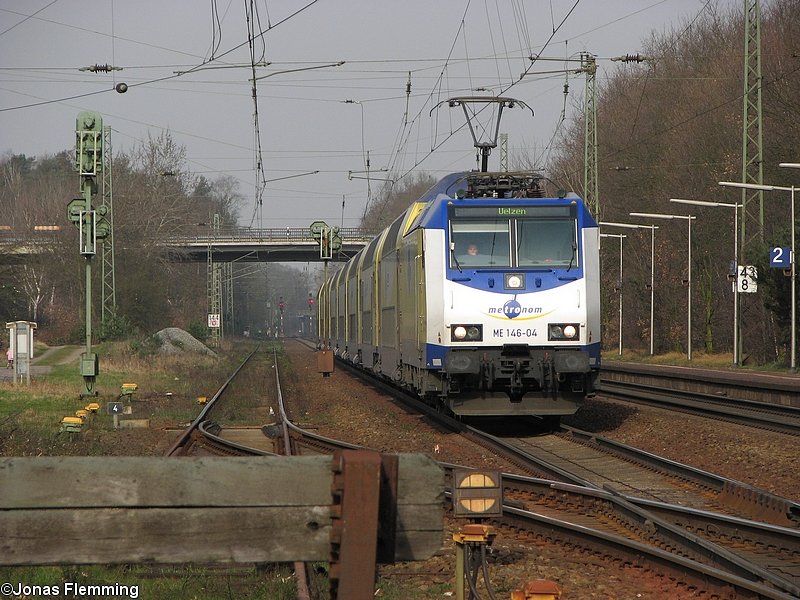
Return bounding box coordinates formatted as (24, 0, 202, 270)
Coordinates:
(449, 204, 577, 269)
(451, 220, 511, 267)
(517, 218, 577, 268)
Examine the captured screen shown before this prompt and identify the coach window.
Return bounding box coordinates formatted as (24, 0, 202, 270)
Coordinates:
(451, 220, 511, 267)
(516, 218, 577, 268)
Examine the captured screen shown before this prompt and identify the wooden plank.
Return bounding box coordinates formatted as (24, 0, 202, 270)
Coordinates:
(0, 453, 444, 565)
(0, 456, 332, 508)
(1, 507, 331, 565)
(397, 454, 445, 503)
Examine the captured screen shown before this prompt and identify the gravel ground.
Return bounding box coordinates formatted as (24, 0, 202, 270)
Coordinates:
(280, 340, 798, 599)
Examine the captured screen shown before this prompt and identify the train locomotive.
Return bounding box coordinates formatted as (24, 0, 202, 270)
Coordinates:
(317, 171, 600, 419)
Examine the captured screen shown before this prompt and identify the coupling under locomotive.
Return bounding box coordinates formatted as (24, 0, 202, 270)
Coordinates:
(318, 171, 601, 418)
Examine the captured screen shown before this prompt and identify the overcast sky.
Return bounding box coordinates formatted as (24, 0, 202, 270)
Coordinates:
(1, 0, 740, 228)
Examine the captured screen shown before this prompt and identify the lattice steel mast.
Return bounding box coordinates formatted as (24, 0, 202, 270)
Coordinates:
(733, 0, 765, 365)
(577, 53, 598, 218)
(741, 0, 764, 250)
(207, 214, 222, 347)
(224, 262, 234, 337)
(100, 125, 117, 328)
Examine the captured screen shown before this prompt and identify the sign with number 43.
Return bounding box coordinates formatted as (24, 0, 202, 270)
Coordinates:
(737, 265, 758, 293)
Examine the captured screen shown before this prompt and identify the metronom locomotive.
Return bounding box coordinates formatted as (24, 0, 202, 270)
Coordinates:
(317, 171, 600, 421)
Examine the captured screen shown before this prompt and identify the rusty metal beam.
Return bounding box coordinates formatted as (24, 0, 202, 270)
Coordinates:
(330, 449, 383, 599)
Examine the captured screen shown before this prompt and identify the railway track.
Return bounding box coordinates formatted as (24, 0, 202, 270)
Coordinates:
(493, 451, 800, 597)
(163, 346, 315, 598)
(601, 360, 800, 407)
(598, 379, 800, 436)
(167, 339, 798, 598)
(289, 339, 799, 598)
(495, 425, 800, 526)
(448, 419, 800, 597)
(165, 346, 262, 457)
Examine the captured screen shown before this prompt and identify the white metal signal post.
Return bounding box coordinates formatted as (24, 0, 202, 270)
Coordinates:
(671, 198, 742, 366)
(631, 212, 695, 361)
(600, 233, 626, 356)
(721, 171, 798, 371)
(601, 222, 658, 355)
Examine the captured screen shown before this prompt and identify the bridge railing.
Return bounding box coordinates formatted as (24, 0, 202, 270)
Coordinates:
(0, 226, 380, 250)
(167, 226, 378, 244)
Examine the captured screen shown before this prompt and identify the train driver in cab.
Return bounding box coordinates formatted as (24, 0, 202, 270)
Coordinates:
(459, 242, 481, 265)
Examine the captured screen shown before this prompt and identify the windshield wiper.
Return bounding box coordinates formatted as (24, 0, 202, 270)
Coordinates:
(450, 243, 463, 273)
(566, 242, 577, 272)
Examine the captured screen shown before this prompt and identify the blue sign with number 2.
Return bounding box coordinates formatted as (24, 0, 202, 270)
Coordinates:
(770, 247, 792, 268)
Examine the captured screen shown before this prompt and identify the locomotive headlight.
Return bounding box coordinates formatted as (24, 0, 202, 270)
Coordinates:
(451, 324, 483, 342)
(548, 323, 580, 341)
(504, 273, 525, 290)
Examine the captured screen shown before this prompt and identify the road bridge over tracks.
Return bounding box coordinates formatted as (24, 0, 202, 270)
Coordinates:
(163, 226, 376, 263)
(0, 226, 377, 263)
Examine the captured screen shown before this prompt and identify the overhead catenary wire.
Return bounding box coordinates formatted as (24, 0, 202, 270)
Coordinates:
(489, 0, 514, 85)
(3, 3, 684, 202)
(385, 0, 715, 190)
(386, 0, 729, 191)
(246, 0, 269, 228)
(0, 0, 61, 38)
(387, 0, 582, 187)
(208, 0, 223, 60)
(0, 0, 321, 113)
(1, 0, 751, 227)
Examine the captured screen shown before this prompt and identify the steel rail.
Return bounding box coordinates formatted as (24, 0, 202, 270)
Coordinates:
(272, 348, 312, 600)
(496, 472, 800, 597)
(197, 420, 274, 456)
(164, 346, 259, 456)
(276, 342, 800, 600)
(598, 379, 800, 436)
(287, 339, 800, 595)
(560, 424, 800, 525)
(499, 503, 797, 600)
(193, 340, 799, 596)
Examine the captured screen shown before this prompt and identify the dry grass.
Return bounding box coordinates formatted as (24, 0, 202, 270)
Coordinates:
(0, 340, 233, 457)
(100, 341, 220, 375)
(605, 348, 791, 372)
